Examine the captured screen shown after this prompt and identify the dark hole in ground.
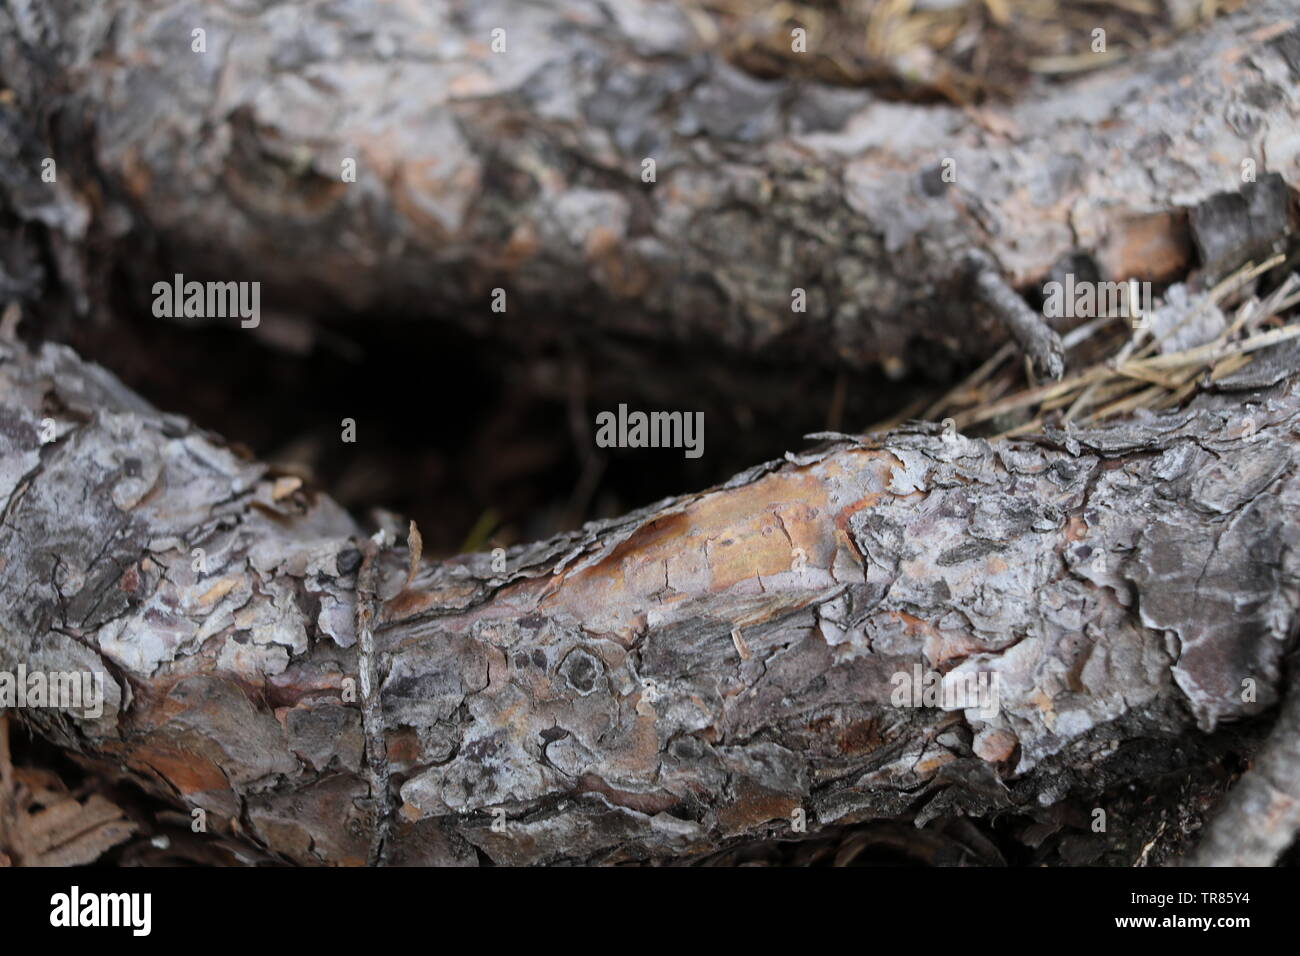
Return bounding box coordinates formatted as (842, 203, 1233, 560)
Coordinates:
(61, 290, 938, 557)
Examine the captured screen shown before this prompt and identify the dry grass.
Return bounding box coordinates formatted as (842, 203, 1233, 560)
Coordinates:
(897, 254, 1300, 439)
(685, 0, 1249, 102)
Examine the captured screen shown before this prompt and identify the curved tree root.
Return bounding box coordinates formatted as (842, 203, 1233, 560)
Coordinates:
(1, 333, 1298, 864)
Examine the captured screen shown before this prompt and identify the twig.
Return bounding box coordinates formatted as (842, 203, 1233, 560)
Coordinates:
(355, 537, 391, 866)
(966, 250, 1065, 380)
(922, 342, 1014, 421)
(1060, 314, 1121, 350)
(1122, 323, 1300, 372)
(862, 393, 934, 436)
(1083, 384, 1165, 423)
(953, 365, 1109, 428)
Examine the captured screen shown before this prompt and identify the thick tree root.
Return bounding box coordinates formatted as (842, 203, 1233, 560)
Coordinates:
(1, 335, 1298, 864)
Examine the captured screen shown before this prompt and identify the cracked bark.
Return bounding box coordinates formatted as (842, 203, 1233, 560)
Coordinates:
(1, 0, 1299, 372)
(1, 336, 1297, 865)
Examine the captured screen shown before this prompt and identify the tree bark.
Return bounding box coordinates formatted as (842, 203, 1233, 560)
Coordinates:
(1, 0, 1298, 370)
(2, 334, 1297, 865)
(3, 0, 1300, 868)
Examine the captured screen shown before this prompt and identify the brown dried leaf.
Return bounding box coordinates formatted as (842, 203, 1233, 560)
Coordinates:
(0, 716, 136, 867)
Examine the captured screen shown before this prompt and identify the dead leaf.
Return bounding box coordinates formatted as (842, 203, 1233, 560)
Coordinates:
(0, 715, 136, 866)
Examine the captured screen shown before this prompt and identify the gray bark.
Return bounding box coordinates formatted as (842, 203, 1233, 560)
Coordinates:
(1188, 665, 1300, 866)
(3, 0, 1300, 867)
(1, 0, 1298, 371)
(2, 335, 1297, 865)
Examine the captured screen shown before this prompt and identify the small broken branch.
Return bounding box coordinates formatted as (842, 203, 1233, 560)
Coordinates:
(966, 250, 1065, 380)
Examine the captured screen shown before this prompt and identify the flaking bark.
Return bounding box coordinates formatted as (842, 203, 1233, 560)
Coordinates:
(1, 336, 1297, 865)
